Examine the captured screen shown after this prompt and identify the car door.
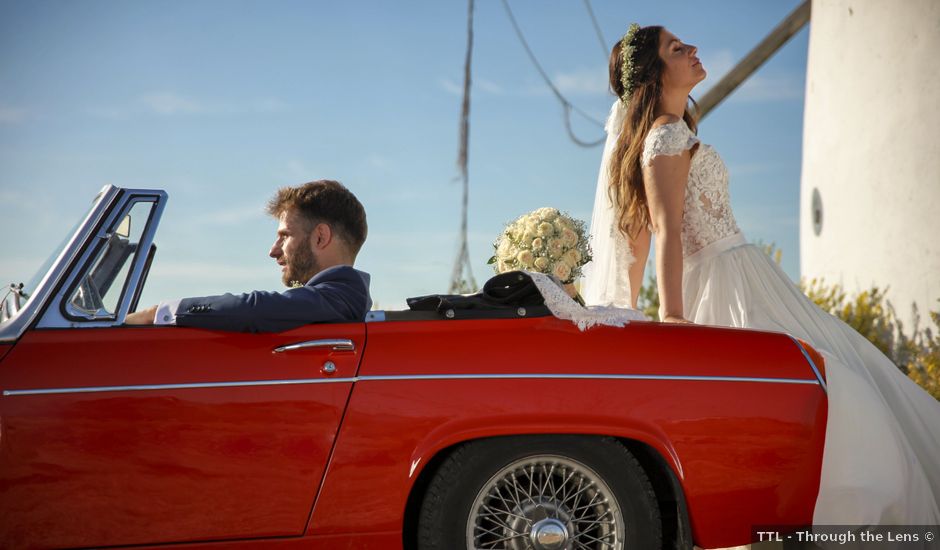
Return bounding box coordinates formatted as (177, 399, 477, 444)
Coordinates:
(0, 189, 363, 548)
(0, 323, 363, 548)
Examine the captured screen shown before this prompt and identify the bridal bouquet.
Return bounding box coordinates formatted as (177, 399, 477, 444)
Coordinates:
(488, 207, 592, 285)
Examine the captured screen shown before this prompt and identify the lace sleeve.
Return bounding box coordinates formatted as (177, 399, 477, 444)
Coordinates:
(641, 122, 699, 166)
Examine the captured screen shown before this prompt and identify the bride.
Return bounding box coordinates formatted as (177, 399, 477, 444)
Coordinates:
(581, 22, 940, 540)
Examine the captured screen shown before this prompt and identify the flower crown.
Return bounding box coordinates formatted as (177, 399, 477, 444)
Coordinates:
(619, 23, 641, 104)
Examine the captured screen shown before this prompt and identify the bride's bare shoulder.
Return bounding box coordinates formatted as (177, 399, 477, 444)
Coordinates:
(650, 114, 682, 130)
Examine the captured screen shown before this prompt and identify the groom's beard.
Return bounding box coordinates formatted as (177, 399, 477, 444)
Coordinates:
(281, 244, 321, 287)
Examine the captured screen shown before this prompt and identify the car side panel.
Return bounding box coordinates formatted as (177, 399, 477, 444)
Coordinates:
(306, 317, 826, 549)
(0, 343, 11, 362)
(0, 323, 363, 549)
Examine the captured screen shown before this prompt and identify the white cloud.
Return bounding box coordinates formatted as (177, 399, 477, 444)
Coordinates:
(147, 259, 271, 280)
(736, 74, 804, 102)
(139, 92, 204, 115)
(701, 49, 737, 84)
(476, 78, 504, 94)
(439, 77, 504, 96)
(699, 48, 803, 103)
(200, 206, 266, 225)
(367, 154, 391, 170)
(86, 93, 290, 119)
(553, 67, 608, 96)
(0, 105, 28, 124)
(285, 159, 318, 181)
(439, 78, 463, 96)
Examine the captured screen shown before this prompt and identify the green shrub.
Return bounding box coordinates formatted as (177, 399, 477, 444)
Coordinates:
(902, 305, 940, 400)
(636, 265, 660, 321)
(799, 279, 898, 365)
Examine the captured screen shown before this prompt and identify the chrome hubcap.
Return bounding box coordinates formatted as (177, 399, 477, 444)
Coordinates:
(530, 518, 568, 550)
(467, 455, 623, 550)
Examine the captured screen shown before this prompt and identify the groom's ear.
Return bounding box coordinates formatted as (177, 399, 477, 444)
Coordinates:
(310, 222, 334, 250)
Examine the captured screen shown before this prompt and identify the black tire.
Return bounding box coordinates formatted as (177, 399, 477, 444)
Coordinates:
(417, 434, 662, 550)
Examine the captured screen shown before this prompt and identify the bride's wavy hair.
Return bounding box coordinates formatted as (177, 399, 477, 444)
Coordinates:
(609, 25, 698, 238)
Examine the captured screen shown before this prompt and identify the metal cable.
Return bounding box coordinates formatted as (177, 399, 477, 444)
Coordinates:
(583, 0, 610, 59)
(501, 0, 605, 147)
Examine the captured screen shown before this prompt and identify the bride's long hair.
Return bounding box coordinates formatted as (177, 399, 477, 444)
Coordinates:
(609, 26, 698, 238)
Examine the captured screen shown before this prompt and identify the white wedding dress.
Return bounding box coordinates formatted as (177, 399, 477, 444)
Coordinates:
(583, 102, 940, 544)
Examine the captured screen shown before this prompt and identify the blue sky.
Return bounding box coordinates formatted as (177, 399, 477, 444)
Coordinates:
(0, 0, 808, 309)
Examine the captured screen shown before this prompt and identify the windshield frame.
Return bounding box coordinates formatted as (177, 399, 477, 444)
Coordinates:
(0, 185, 121, 342)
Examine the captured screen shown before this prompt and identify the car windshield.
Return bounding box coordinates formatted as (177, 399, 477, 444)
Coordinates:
(5, 192, 103, 313)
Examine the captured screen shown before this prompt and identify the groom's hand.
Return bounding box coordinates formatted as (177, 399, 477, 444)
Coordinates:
(126, 305, 157, 325)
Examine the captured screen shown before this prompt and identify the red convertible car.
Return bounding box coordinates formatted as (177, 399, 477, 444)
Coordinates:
(0, 186, 828, 549)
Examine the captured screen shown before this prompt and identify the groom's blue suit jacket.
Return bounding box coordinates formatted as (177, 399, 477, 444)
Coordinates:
(175, 265, 372, 333)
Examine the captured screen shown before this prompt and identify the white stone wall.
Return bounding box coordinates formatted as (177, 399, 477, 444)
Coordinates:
(801, 0, 940, 328)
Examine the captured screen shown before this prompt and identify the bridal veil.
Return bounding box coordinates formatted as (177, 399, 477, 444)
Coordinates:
(581, 100, 636, 308)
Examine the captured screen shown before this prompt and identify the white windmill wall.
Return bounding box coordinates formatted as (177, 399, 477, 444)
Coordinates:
(800, 0, 940, 328)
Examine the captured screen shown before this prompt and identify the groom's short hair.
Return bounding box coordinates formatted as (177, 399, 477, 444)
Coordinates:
(266, 180, 368, 255)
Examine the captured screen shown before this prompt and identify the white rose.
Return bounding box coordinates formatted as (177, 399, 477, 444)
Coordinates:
(548, 238, 565, 259)
(534, 256, 550, 271)
(522, 230, 537, 244)
(552, 262, 571, 282)
(516, 250, 535, 268)
(564, 249, 582, 266)
(537, 207, 559, 221)
(561, 228, 579, 247)
(537, 222, 555, 237)
(497, 238, 511, 257)
(531, 237, 544, 250)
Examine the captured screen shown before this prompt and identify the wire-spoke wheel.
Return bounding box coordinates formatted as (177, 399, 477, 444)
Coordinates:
(468, 455, 624, 550)
(417, 435, 661, 550)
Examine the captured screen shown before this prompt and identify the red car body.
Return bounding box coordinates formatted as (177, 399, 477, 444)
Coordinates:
(0, 186, 827, 549)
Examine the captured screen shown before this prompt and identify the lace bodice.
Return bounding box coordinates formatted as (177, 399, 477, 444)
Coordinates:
(642, 121, 741, 257)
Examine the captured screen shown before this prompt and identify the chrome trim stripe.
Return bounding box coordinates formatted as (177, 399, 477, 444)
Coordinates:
(358, 374, 820, 385)
(3, 378, 357, 396)
(3, 373, 819, 397)
(787, 335, 829, 394)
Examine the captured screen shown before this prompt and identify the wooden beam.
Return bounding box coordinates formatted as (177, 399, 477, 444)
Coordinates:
(697, 0, 811, 120)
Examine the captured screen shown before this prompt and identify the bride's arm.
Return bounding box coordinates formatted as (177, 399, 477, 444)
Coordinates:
(627, 226, 650, 308)
(643, 151, 692, 323)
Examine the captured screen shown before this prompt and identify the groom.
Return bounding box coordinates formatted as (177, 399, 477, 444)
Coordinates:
(125, 179, 372, 332)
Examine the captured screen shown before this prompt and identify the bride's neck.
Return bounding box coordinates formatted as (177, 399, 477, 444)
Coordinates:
(656, 87, 691, 120)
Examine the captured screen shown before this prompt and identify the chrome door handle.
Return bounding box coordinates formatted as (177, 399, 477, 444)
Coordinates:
(273, 339, 356, 354)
